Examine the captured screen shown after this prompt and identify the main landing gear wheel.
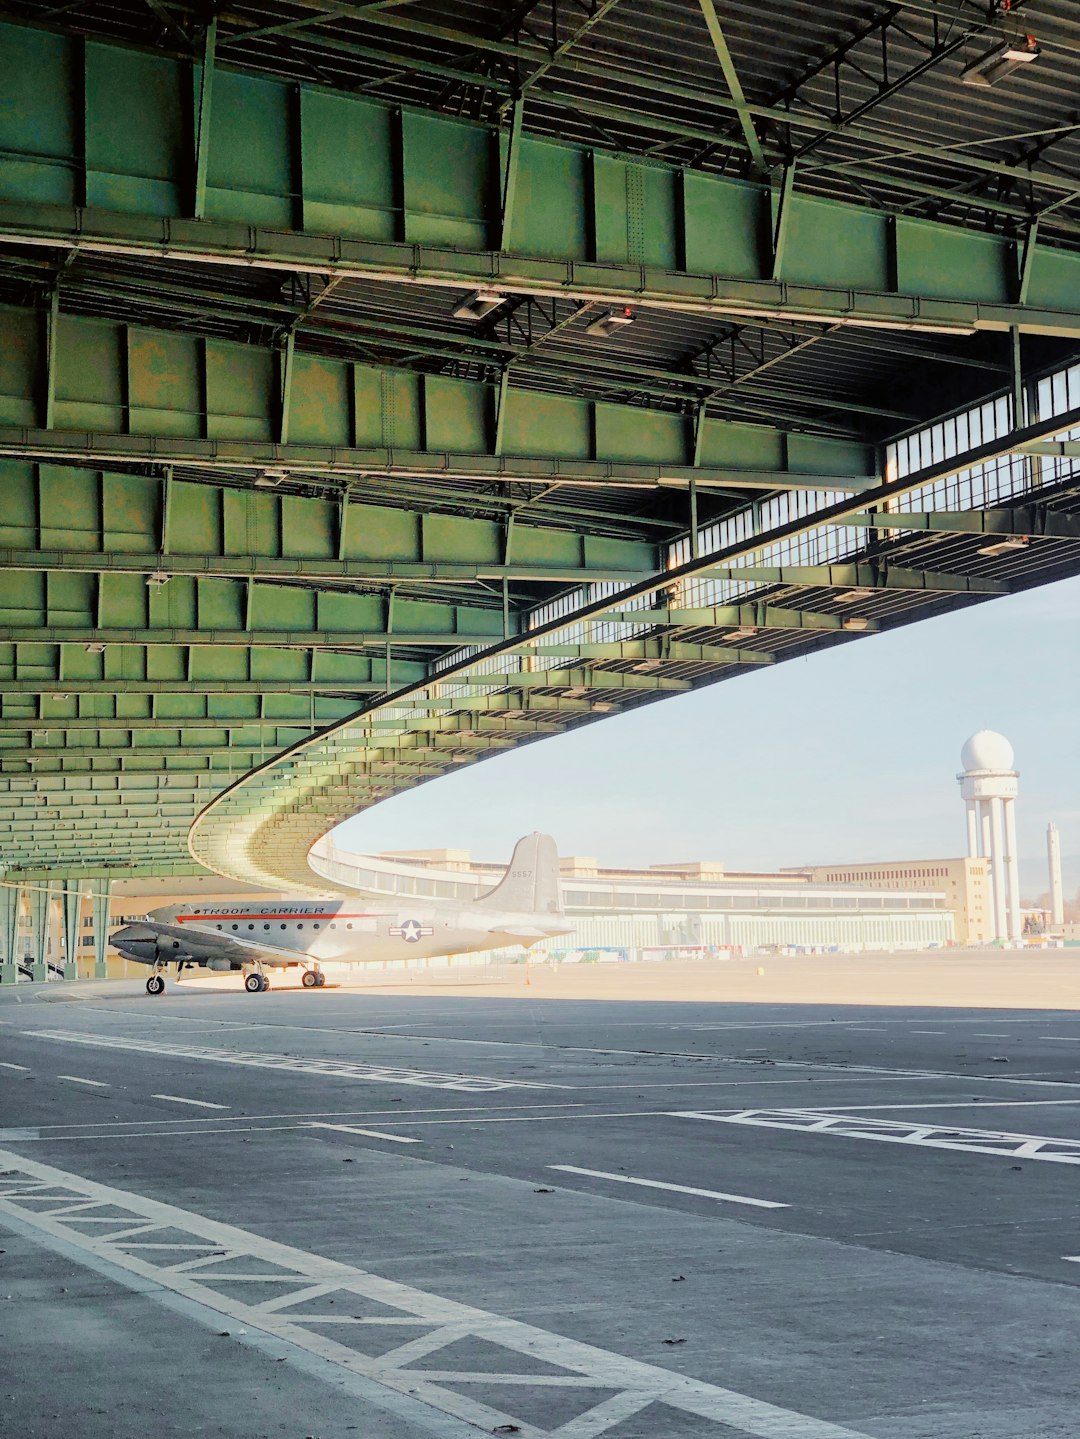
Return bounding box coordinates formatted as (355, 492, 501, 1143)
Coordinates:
(244, 972, 265, 993)
(315, 973, 326, 988)
(301, 970, 319, 988)
(146, 973, 165, 996)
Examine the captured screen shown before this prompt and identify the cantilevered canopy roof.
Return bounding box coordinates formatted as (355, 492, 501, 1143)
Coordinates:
(1, 0, 1080, 885)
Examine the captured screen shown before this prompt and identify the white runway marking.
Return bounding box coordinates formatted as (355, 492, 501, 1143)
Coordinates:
(0, 1148, 867, 1439)
(549, 1165, 789, 1209)
(0, 1061, 30, 1071)
(1040, 1036, 1080, 1043)
(28, 1029, 561, 1093)
(306, 1122, 421, 1144)
(973, 1033, 1011, 1039)
(675, 1109, 1080, 1166)
(58, 1076, 109, 1088)
(910, 1030, 944, 1035)
(151, 1094, 229, 1110)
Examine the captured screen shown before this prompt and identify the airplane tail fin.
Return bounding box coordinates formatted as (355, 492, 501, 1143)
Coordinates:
(477, 833, 562, 915)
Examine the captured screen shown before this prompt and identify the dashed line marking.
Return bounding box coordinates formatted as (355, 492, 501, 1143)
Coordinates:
(0, 1061, 29, 1071)
(151, 1094, 230, 1110)
(29, 1029, 562, 1093)
(306, 1122, 421, 1144)
(548, 1165, 789, 1209)
(57, 1075, 109, 1088)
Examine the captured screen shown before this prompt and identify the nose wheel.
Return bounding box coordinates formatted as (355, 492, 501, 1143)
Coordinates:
(146, 973, 166, 996)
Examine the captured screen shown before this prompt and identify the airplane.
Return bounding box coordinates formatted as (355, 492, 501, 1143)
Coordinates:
(110, 832, 573, 994)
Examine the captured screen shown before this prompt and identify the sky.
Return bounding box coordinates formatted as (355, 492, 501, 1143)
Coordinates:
(335, 574, 1080, 895)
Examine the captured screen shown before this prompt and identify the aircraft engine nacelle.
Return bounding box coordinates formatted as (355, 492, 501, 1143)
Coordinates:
(110, 923, 221, 967)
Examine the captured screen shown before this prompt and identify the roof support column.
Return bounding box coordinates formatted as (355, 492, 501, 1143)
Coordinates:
(697, 0, 766, 173)
(62, 880, 82, 982)
(0, 883, 19, 986)
(29, 879, 58, 983)
(499, 96, 524, 252)
(91, 881, 113, 980)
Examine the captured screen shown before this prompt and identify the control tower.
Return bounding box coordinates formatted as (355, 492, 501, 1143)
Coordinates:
(958, 732, 1021, 943)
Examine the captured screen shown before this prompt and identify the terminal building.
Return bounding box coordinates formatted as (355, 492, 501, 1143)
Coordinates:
(795, 858, 993, 947)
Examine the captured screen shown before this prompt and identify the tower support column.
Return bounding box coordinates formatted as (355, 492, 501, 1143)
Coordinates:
(62, 881, 82, 981)
(1003, 799, 1022, 941)
(91, 882, 113, 979)
(988, 798, 1008, 943)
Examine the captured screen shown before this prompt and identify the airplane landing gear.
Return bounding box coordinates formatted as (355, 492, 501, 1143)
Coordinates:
(301, 969, 326, 988)
(244, 972, 266, 993)
(146, 973, 166, 996)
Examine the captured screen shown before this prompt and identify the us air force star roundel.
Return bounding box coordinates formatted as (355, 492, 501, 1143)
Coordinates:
(390, 918, 433, 943)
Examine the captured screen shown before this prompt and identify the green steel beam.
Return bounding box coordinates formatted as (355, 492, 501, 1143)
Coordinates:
(0, 746, 273, 761)
(697, 0, 766, 174)
(839, 509, 1080, 540)
(0, 627, 510, 649)
(5, 205, 1078, 338)
(0, 681, 390, 695)
(0, 717, 337, 732)
(0, 548, 655, 588)
(0, 434, 871, 496)
(597, 603, 882, 632)
(521, 641, 774, 664)
(700, 563, 1008, 595)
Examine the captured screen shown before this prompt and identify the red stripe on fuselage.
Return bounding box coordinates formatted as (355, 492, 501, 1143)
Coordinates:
(175, 912, 388, 922)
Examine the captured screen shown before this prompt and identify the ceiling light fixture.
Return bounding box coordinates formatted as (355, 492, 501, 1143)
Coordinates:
(633, 658, 664, 672)
(586, 307, 636, 339)
(85, 643, 106, 654)
(842, 616, 870, 632)
(255, 468, 288, 488)
(451, 289, 507, 322)
(977, 536, 1030, 557)
(727, 626, 758, 641)
(837, 587, 875, 603)
(961, 35, 1040, 87)
(146, 572, 171, 588)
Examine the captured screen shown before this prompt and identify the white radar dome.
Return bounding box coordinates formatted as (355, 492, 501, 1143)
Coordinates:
(960, 730, 1014, 773)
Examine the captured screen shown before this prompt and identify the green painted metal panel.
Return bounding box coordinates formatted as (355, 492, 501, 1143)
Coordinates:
(501, 391, 591, 460)
(0, 24, 77, 204)
(46, 572, 94, 623)
(682, 171, 764, 280)
(897, 219, 1010, 304)
(187, 648, 247, 681)
(85, 43, 184, 216)
(0, 573, 44, 624)
(250, 650, 310, 682)
(592, 154, 631, 264)
(640, 165, 679, 268)
(403, 111, 492, 249)
(698, 418, 783, 469)
(392, 596, 454, 637)
(381, 369, 423, 449)
(128, 330, 202, 438)
(511, 527, 585, 567)
(510, 138, 589, 260)
(40, 466, 100, 551)
(1027, 245, 1080, 311)
(585, 535, 657, 571)
(341, 502, 420, 562)
(150, 573, 195, 626)
(54, 316, 125, 432)
(786, 434, 873, 478)
(424, 375, 489, 453)
(301, 90, 396, 240)
(222, 488, 280, 559)
(196, 578, 244, 629)
(317, 591, 384, 632)
(252, 583, 315, 631)
(289, 355, 352, 445)
(168, 482, 222, 555)
(352, 365, 383, 446)
(102, 472, 159, 547)
(423, 514, 501, 565)
(206, 69, 294, 228)
(594, 403, 686, 464)
(784, 195, 889, 291)
(205, 340, 273, 441)
(279, 495, 336, 559)
(0, 307, 39, 426)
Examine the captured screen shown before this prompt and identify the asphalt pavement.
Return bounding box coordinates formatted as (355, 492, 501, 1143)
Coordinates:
(3, 965, 1080, 1438)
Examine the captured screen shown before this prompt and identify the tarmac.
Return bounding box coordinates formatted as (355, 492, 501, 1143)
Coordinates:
(3, 950, 1080, 1438)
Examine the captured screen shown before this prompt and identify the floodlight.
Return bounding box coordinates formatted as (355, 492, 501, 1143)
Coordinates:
(85, 643, 106, 654)
(586, 307, 636, 338)
(727, 626, 758, 641)
(451, 289, 507, 321)
(564, 686, 588, 697)
(592, 702, 615, 713)
(836, 587, 874, 603)
(977, 536, 1029, 557)
(961, 36, 1040, 87)
(146, 572, 171, 588)
(841, 616, 871, 632)
(633, 658, 663, 672)
(255, 468, 288, 488)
